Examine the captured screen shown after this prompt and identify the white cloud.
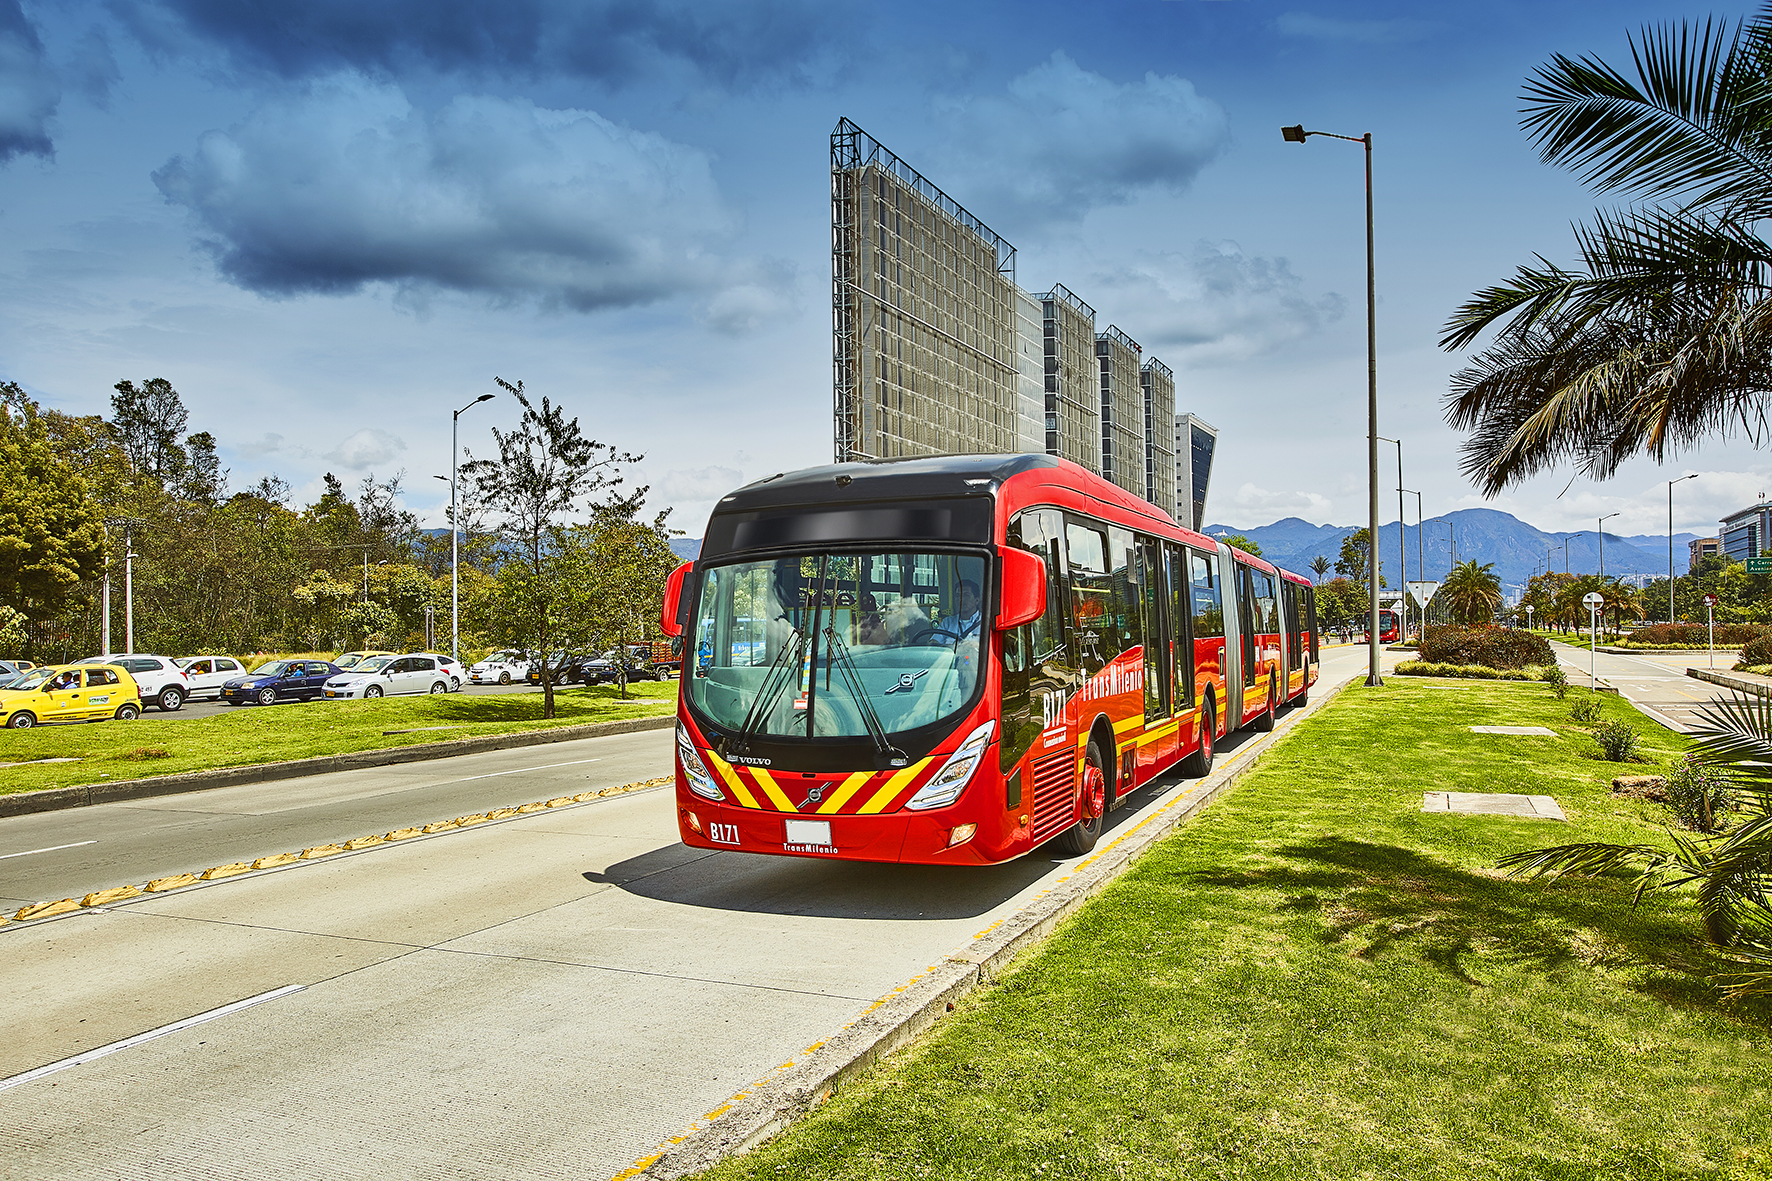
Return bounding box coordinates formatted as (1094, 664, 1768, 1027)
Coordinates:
(325, 428, 406, 470)
(1227, 482, 1336, 525)
(153, 75, 741, 311)
(1091, 240, 1346, 364)
(930, 52, 1227, 229)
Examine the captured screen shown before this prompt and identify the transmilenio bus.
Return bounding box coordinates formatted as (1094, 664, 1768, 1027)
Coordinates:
(659, 454, 1318, 866)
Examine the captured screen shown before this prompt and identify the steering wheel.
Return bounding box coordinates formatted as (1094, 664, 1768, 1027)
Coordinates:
(904, 626, 945, 646)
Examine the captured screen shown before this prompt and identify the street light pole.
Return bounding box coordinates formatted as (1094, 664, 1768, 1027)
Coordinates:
(1669, 475, 1697, 623)
(1598, 511, 1620, 581)
(1404, 490, 1424, 629)
(449, 393, 496, 664)
(1378, 436, 1405, 640)
(1284, 122, 1380, 686)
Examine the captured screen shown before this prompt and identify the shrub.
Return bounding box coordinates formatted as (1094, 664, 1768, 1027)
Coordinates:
(1738, 633, 1772, 668)
(1592, 719, 1641, 762)
(1568, 695, 1602, 726)
(1395, 661, 1535, 680)
(1625, 622, 1771, 647)
(1664, 754, 1737, 833)
(1543, 663, 1568, 699)
(1418, 625, 1555, 670)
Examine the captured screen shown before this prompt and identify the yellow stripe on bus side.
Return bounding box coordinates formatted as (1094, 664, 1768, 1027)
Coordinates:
(707, 754, 760, 809)
(857, 760, 932, 815)
(751, 768, 798, 813)
(817, 772, 873, 815)
(1112, 716, 1142, 734)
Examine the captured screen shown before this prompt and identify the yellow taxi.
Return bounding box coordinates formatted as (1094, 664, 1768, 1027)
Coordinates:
(0, 664, 142, 728)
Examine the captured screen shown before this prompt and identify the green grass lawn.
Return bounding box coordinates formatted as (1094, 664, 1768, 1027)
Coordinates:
(0, 681, 676, 797)
(704, 680, 1772, 1181)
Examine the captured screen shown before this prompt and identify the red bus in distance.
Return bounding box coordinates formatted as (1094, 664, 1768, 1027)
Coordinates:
(660, 455, 1319, 866)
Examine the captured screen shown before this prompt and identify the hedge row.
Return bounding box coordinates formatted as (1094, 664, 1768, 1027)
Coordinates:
(1394, 661, 1552, 681)
(1626, 622, 1771, 647)
(1418, 625, 1555, 670)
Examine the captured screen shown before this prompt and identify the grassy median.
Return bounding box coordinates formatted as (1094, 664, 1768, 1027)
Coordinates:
(0, 681, 677, 797)
(706, 680, 1772, 1181)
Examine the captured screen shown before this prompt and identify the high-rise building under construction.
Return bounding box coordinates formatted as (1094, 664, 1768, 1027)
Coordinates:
(831, 118, 1193, 522)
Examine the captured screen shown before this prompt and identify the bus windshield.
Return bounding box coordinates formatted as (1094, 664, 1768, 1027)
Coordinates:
(685, 551, 987, 741)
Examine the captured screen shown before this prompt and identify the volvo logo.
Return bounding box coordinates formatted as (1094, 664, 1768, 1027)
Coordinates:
(731, 755, 772, 767)
(804, 784, 825, 804)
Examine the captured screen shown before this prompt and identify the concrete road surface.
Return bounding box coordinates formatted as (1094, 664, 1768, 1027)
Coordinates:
(0, 644, 1378, 1181)
(1549, 641, 1738, 733)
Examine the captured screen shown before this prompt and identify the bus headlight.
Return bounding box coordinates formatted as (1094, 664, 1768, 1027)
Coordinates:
(677, 722, 723, 801)
(906, 721, 995, 811)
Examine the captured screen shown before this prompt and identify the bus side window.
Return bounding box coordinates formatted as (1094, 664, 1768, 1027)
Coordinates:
(1189, 549, 1223, 638)
(1066, 520, 1113, 674)
(1108, 527, 1139, 656)
(1003, 508, 1070, 772)
(1306, 585, 1320, 661)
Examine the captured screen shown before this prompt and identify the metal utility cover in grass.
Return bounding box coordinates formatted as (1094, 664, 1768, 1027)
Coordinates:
(1469, 725, 1558, 736)
(1422, 791, 1567, 820)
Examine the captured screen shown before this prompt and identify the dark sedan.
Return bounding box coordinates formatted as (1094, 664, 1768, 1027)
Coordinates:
(218, 659, 343, 705)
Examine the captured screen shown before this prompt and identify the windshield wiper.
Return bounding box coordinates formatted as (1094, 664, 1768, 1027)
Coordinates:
(721, 625, 807, 759)
(824, 625, 909, 770)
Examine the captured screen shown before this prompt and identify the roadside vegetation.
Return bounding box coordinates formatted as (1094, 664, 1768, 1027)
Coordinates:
(704, 681, 1772, 1180)
(0, 681, 675, 797)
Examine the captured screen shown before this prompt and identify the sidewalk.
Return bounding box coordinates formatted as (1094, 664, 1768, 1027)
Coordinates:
(1688, 665, 1772, 699)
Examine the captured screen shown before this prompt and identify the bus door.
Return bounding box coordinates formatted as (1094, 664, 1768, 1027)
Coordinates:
(1237, 563, 1261, 720)
(1281, 581, 1302, 698)
(1215, 544, 1244, 725)
(1190, 546, 1225, 740)
(1136, 536, 1176, 778)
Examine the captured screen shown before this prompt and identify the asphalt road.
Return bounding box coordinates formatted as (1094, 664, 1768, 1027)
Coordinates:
(0, 644, 1377, 1181)
(1550, 640, 1734, 733)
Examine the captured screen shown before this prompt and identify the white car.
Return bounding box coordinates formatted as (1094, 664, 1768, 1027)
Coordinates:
(175, 655, 248, 700)
(411, 653, 465, 690)
(77, 653, 191, 711)
(468, 650, 531, 685)
(322, 653, 455, 699)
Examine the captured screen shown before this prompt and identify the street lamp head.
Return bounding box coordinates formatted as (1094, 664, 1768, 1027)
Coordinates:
(434, 474, 448, 483)
(1281, 124, 1308, 143)
(476, 393, 495, 403)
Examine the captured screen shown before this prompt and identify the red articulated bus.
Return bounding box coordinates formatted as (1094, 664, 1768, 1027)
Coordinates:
(1362, 609, 1401, 645)
(659, 454, 1319, 866)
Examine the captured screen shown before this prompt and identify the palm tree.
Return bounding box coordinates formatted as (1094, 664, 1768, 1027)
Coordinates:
(1310, 554, 1331, 581)
(1598, 576, 1639, 634)
(1442, 12, 1772, 493)
(1441, 559, 1503, 624)
(1502, 691, 1772, 999)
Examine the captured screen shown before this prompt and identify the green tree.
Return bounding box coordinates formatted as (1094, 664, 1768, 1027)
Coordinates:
(1443, 11, 1772, 492)
(1336, 529, 1374, 584)
(110, 378, 191, 486)
(1219, 534, 1262, 558)
(1309, 554, 1331, 581)
(465, 377, 641, 717)
(554, 508, 678, 698)
(0, 392, 105, 646)
(1442, 559, 1503, 625)
(1315, 576, 1366, 634)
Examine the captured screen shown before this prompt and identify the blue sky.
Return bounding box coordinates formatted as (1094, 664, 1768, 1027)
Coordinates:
(2, 0, 1762, 543)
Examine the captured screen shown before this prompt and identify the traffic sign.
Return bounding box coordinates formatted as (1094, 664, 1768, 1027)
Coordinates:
(1704, 593, 1718, 607)
(1405, 581, 1440, 608)
(1748, 556, 1772, 573)
(1583, 591, 1603, 607)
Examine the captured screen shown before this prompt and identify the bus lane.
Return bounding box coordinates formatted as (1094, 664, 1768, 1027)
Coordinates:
(1, 646, 1374, 1180)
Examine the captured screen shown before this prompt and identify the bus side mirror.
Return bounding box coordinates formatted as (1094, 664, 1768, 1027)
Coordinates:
(997, 549, 1047, 631)
(660, 561, 692, 637)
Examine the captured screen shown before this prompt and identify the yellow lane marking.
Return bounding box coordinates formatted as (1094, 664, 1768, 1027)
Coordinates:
(857, 759, 930, 814)
(817, 771, 872, 815)
(751, 768, 798, 813)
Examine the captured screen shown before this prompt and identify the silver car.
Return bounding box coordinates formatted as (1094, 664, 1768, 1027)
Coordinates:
(322, 654, 455, 699)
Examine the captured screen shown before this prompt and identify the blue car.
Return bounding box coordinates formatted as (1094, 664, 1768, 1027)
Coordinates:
(218, 659, 343, 706)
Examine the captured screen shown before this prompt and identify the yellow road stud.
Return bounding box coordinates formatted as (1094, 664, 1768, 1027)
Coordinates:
(385, 827, 422, 840)
(300, 844, 342, 860)
(456, 813, 489, 826)
(421, 820, 458, 833)
(82, 885, 143, 907)
(15, 898, 80, 921)
(252, 853, 298, 870)
(343, 836, 383, 850)
(545, 797, 573, 808)
(572, 791, 598, 802)
(146, 873, 198, 892)
(200, 863, 251, 880)
(516, 801, 546, 813)
(487, 807, 517, 820)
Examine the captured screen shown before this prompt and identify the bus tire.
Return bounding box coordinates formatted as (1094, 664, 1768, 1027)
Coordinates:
(1253, 681, 1276, 732)
(1182, 700, 1215, 777)
(1056, 740, 1107, 856)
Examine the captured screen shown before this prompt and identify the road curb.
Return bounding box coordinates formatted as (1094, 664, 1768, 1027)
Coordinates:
(623, 674, 1356, 1181)
(1687, 667, 1771, 699)
(0, 714, 675, 821)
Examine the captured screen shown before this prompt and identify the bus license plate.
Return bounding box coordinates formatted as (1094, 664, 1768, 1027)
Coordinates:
(783, 819, 831, 847)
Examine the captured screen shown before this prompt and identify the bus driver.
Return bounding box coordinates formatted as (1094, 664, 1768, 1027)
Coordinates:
(933, 580, 983, 646)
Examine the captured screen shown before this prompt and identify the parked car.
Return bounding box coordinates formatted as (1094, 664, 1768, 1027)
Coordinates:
(468, 650, 532, 685)
(333, 650, 395, 671)
(525, 652, 590, 685)
(582, 648, 664, 684)
(323, 653, 457, 699)
(175, 655, 249, 700)
(219, 658, 342, 705)
(408, 652, 464, 690)
(1, 663, 141, 727)
(77, 653, 191, 711)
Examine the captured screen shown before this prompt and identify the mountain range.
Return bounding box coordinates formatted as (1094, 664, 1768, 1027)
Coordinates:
(1205, 509, 1702, 590)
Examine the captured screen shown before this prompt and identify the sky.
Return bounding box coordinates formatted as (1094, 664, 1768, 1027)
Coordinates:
(2, 0, 1765, 545)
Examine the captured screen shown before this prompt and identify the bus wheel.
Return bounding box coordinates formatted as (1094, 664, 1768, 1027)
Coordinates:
(1056, 741, 1107, 856)
(1253, 683, 1276, 732)
(1182, 701, 1215, 777)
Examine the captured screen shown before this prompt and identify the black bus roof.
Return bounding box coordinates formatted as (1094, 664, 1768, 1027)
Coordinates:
(714, 454, 1061, 515)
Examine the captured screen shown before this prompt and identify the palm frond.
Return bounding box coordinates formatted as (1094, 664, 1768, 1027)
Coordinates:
(1690, 691, 1772, 784)
(1521, 14, 1772, 210)
(1497, 841, 1672, 878)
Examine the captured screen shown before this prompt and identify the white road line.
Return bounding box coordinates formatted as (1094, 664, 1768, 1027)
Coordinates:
(0, 984, 305, 1093)
(455, 757, 602, 783)
(0, 840, 97, 861)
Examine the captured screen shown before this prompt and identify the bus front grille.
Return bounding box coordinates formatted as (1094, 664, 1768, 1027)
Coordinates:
(1030, 752, 1076, 843)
